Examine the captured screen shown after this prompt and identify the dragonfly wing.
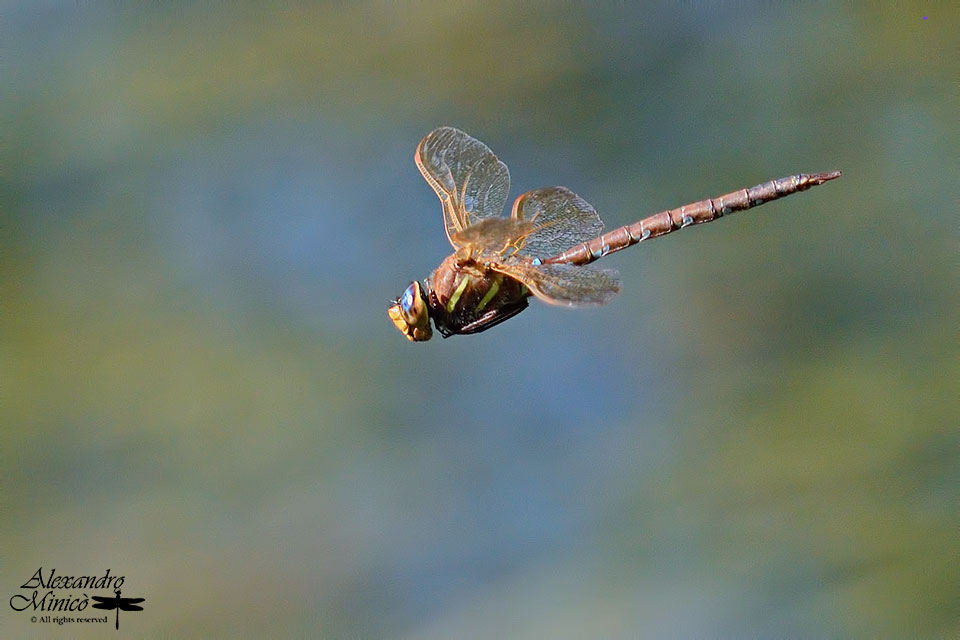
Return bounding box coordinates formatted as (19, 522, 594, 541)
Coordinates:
(510, 187, 604, 258)
(90, 600, 116, 610)
(118, 603, 145, 611)
(493, 262, 620, 307)
(450, 218, 536, 254)
(416, 127, 511, 247)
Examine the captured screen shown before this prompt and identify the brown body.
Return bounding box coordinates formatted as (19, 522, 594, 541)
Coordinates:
(420, 172, 842, 337)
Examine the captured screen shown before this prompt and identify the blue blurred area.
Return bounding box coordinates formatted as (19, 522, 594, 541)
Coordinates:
(3, 2, 957, 638)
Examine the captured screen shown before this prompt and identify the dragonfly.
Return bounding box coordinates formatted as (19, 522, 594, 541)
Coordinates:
(389, 127, 841, 341)
(90, 588, 146, 630)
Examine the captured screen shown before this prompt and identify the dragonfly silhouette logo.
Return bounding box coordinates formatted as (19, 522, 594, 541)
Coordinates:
(9, 567, 146, 631)
(91, 589, 146, 630)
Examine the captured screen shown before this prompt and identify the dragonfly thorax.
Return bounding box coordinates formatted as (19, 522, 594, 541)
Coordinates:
(420, 255, 531, 338)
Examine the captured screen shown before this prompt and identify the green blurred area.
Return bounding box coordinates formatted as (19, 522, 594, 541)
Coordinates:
(2, 2, 957, 637)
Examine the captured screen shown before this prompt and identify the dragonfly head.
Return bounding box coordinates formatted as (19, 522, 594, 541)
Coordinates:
(388, 281, 432, 341)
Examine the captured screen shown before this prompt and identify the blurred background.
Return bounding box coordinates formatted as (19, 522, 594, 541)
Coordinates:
(3, 2, 957, 637)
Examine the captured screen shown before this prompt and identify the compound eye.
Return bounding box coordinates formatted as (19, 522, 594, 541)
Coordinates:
(400, 284, 417, 317)
(388, 281, 432, 341)
(399, 282, 424, 325)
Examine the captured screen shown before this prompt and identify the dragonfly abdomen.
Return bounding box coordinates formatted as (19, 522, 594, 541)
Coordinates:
(546, 171, 841, 266)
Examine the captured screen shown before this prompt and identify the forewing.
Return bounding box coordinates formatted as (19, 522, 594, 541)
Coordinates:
(90, 598, 116, 610)
(510, 187, 604, 258)
(415, 127, 511, 246)
(492, 262, 620, 307)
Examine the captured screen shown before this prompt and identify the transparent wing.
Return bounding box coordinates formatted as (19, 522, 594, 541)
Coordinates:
(415, 127, 511, 247)
(492, 262, 621, 307)
(510, 187, 605, 258)
(450, 218, 536, 254)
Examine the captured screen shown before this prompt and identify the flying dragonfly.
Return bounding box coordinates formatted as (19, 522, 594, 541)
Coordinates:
(389, 127, 841, 341)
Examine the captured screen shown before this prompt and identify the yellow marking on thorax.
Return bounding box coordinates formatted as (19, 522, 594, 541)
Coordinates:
(446, 275, 471, 313)
(475, 274, 502, 312)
